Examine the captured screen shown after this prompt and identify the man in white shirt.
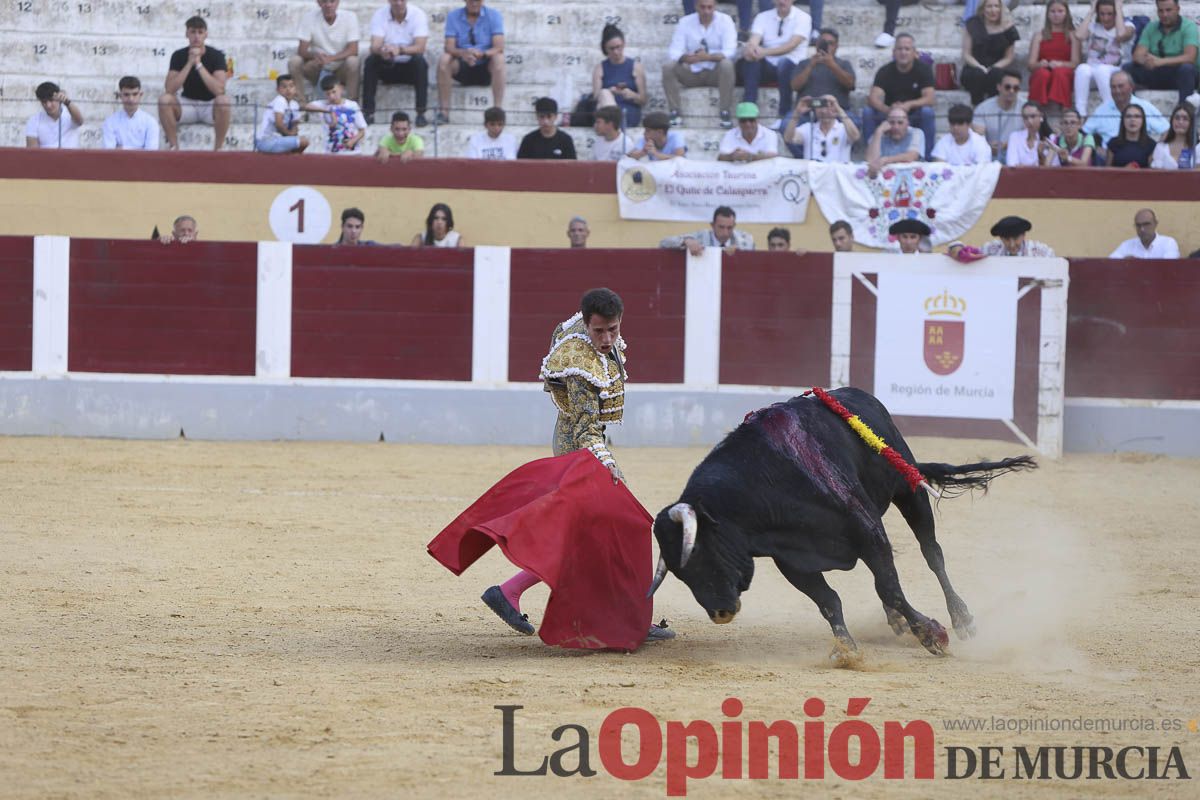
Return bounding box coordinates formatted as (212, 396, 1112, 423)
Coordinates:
(662, 0, 738, 129)
(592, 106, 631, 161)
(26, 81, 83, 148)
(784, 94, 858, 162)
(1109, 208, 1181, 259)
(932, 103, 991, 165)
(288, 0, 361, 104)
(740, 0, 811, 130)
(364, 0, 430, 126)
(466, 106, 517, 159)
(718, 102, 778, 161)
(102, 76, 160, 150)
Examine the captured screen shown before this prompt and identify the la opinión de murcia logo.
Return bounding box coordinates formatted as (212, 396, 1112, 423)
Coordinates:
(494, 698, 1191, 796)
(924, 289, 966, 376)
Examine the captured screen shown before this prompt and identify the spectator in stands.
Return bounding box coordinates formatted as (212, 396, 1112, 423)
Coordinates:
(411, 203, 465, 247)
(158, 16, 231, 151)
(873, 1, 907, 50)
(961, 0, 1020, 106)
(767, 227, 791, 251)
(1047, 108, 1096, 166)
(375, 111, 424, 162)
(1106, 104, 1156, 167)
(27, 82, 83, 150)
(1006, 102, 1055, 166)
(973, 69, 1025, 162)
(518, 98, 577, 159)
(1109, 208, 1180, 258)
(336, 208, 376, 245)
(467, 106, 517, 159)
(289, 0, 361, 105)
(567, 217, 590, 248)
(932, 104, 992, 164)
(863, 34, 936, 159)
(1151, 104, 1195, 168)
(739, 0, 811, 131)
(829, 219, 855, 252)
(592, 106, 631, 160)
(1073, 0, 1134, 117)
(364, 0, 430, 126)
(592, 25, 647, 128)
(950, 215, 1055, 257)
(255, 74, 309, 154)
(663, 0, 739, 129)
(682, 1, 772, 40)
(1083, 70, 1169, 153)
(785, 95, 858, 162)
(889, 219, 930, 254)
(1028, 1, 1080, 112)
(660, 205, 755, 254)
(1128, 0, 1199, 106)
(101, 77, 158, 150)
(437, 0, 506, 124)
(866, 106, 924, 177)
(627, 112, 689, 160)
(305, 74, 368, 153)
(790, 27, 856, 117)
(159, 215, 198, 244)
(718, 102, 779, 161)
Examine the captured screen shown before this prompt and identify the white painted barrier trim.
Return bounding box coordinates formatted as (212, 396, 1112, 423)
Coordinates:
(471, 246, 511, 384)
(32, 235, 70, 375)
(684, 247, 722, 388)
(255, 241, 293, 378)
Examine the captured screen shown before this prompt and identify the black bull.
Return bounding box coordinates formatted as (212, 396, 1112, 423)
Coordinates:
(649, 387, 1036, 656)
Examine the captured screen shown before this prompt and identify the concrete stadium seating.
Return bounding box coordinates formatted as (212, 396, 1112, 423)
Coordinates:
(0, 0, 1194, 155)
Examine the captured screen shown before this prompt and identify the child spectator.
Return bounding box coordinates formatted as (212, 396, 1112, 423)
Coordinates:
(1005, 101, 1055, 166)
(591, 106, 631, 160)
(932, 104, 992, 165)
(1047, 108, 1095, 166)
(1072, 0, 1133, 116)
(102, 76, 159, 150)
(26, 81, 83, 149)
(375, 111, 424, 163)
(336, 208, 376, 245)
(626, 112, 688, 160)
(1027, 0, 1080, 111)
(466, 106, 517, 159)
(256, 74, 309, 154)
(1106, 104, 1156, 167)
(306, 74, 367, 154)
(411, 203, 465, 247)
(517, 98, 577, 160)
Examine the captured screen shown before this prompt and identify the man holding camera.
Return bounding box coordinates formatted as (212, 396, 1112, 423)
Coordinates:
(790, 28, 855, 117)
(784, 94, 859, 162)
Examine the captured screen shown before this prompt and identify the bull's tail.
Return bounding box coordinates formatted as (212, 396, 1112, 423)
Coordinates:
(916, 455, 1037, 498)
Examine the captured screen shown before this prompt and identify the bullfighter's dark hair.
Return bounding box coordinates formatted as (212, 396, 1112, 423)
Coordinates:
(581, 288, 623, 322)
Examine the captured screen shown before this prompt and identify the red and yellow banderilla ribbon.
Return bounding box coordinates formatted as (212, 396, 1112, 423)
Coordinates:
(804, 387, 940, 498)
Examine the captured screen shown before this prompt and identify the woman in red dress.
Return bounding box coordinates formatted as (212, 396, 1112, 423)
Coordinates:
(1028, 0, 1081, 109)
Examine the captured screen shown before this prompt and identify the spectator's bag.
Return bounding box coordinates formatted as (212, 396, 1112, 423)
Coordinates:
(935, 63, 959, 91)
(571, 95, 598, 128)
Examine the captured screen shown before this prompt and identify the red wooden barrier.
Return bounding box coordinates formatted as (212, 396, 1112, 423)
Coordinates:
(291, 245, 473, 380)
(719, 251, 832, 387)
(69, 240, 257, 375)
(507, 249, 686, 383)
(1067, 259, 1200, 400)
(0, 236, 33, 371)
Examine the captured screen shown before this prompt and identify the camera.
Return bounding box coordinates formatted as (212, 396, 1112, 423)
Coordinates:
(817, 40, 830, 53)
(811, 98, 828, 109)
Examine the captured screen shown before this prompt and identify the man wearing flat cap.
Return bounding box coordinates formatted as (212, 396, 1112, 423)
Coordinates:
(888, 218, 930, 254)
(950, 215, 1055, 259)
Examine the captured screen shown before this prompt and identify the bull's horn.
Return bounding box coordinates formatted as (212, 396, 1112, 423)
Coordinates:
(647, 556, 668, 598)
(669, 502, 698, 567)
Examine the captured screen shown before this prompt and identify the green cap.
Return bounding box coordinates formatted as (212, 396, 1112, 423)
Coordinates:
(735, 101, 759, 119)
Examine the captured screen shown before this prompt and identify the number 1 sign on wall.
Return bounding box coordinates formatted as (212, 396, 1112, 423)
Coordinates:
(269, 186, 332, 244)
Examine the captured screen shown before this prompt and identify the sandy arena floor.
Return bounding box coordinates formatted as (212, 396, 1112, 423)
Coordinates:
(1, 435, 1197, 798)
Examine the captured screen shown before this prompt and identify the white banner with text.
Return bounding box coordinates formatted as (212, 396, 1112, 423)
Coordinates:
(616, 157, 810, 223)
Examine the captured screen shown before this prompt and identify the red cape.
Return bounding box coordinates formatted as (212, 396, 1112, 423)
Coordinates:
(427, 449, 654, 651)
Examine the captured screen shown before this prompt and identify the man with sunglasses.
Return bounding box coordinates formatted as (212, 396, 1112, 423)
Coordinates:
(437, 0, 505, 123)
(663, 0, 739, 128)
(1127, 0, 1198, 105)
(718, 101, 779, 161)
(739, 0, 811, 131)
(784, 94, 858, 162)
(972, 69, 1026, 163)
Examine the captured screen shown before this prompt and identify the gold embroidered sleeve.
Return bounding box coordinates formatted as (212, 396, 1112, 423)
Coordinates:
(564, 375, 619, 474)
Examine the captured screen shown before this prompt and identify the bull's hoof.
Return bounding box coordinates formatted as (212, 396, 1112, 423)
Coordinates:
(884, 606, 907, 636)
(915, 618, 950, 656)
(953, 617, 977, 640)
(829, 636, 863, 669)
